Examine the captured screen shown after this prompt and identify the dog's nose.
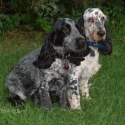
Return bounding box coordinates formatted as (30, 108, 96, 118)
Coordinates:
(97, 31, 105, 37)
(78, 39, 86, 46)
(77, 38, 86, 49)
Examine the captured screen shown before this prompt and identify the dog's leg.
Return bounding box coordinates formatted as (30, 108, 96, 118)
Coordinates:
(6, 77, 26, 109)
(31, 84, 52, 113)
(79, 79, 91, 100)
(59, 88, 68, 109)
(69, 74, 81, 110)
(49, 79, 68, 109)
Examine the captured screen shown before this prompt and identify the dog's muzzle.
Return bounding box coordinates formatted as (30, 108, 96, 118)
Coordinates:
(76, 38, 87, 49)
(97, 30, 105, 37)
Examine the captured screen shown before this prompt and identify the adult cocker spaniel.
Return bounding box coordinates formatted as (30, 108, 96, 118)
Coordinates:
(73, 8, 113, 100)
(5, 18, 90, 112)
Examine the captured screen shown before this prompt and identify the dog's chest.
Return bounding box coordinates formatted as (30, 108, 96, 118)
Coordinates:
(79, 50, 101, 78)
(51, 59, 72, 71)
(44, 59, 73, 81)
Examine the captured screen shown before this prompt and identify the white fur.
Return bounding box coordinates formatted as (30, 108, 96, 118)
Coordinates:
(76, 47, 101, 99)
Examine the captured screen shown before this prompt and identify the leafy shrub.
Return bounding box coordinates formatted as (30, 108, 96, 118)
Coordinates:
(32, 0, 59, 17)
(0, 14, 14, 33)
(36, 18, 52, 33)
(0, 0, 125, 37)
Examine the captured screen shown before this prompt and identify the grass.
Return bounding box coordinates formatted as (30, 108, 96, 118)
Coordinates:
(0, 27, 125, 125)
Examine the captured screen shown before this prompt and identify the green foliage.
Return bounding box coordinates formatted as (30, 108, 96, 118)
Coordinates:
(36, 18, 52, 33)
(33, 0, 59, 17)
(35, 32, 43, 40)
(7, 0, 31, 13)
(0, 14, 14, 33)
(104, 1, 125, 26)
(0, 0, 125, 37)
(0, 13, 35, 34)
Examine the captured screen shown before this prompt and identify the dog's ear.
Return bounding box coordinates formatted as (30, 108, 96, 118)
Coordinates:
(98, 22, 112, 55)
(33, 31, 56, 69)
(77, 17, 85, 35)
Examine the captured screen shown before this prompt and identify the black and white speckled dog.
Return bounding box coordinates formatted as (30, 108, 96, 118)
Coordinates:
(72, 8, 112, 100)
(5, 18, 90, 112)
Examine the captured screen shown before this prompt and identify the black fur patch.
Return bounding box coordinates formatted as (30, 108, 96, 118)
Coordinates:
(95, 11, 99, 15)
(88, 8, 94, 13)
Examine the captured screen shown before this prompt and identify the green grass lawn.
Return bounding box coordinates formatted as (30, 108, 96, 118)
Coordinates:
(0, 28, 125, 125)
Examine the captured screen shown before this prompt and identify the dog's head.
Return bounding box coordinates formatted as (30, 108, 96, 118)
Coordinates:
(83, 8, 107, 41)
(78, 8, 112, 55)
(33, 18, 89, 69)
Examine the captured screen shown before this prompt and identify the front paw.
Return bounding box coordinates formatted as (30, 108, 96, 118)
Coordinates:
(82, 92, 92, 100)
(70, 95, 81, 110)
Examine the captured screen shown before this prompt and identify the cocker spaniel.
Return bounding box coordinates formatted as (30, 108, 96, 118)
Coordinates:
(73, 8, 113, 100)
(5, 18, 90, 112)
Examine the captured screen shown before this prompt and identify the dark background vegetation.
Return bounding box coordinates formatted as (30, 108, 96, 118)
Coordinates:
(0, 0, 125, 39)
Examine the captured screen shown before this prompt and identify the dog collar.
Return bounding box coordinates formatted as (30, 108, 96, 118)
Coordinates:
(55, 52, 85, 69)
(87, 41, 108, 49)
(55, 52, 85, 62)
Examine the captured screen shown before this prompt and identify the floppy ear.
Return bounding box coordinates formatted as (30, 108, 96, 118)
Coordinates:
(98, 23, 113, 55)
(77, 17, 85, 35)
(33, 31, 56, 69)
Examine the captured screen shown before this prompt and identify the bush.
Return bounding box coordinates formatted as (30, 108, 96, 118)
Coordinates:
(0, 0, 125, 36)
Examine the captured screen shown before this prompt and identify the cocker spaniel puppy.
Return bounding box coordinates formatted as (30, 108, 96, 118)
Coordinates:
(73, 8, 112, 99)
(5, 18, 90, 112)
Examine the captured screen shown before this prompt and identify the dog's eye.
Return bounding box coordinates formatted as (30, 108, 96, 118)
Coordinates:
(88, 18, 93, 22)
(101, 17, 105, 21)
(63, 27, 69, 32)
